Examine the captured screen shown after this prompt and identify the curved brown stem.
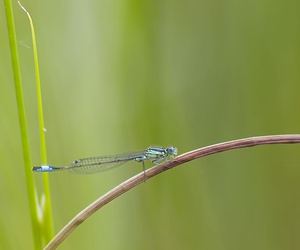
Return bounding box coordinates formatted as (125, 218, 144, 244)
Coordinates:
(44, 134, 300, 250)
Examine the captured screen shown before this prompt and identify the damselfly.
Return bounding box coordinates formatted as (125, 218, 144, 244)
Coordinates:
(32, 146, 177, 174)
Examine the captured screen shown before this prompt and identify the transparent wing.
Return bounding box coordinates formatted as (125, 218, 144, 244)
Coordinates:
(64, 150, 146, 174)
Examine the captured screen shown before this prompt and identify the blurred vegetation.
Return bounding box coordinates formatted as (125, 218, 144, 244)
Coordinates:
(1, 0, 300, 249)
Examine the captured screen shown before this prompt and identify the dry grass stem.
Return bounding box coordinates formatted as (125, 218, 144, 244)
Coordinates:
(44, 134, 300, 249)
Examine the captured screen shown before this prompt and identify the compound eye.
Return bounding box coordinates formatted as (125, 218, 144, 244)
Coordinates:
(166, 146, 177, 155)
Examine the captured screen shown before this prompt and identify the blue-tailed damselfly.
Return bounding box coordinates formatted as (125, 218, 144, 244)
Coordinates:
(32, 146, 177, 174)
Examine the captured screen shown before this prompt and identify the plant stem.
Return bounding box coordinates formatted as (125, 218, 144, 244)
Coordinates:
(18, 1, 54, 243)
(3, 0, 41, 248)
(44, 134, 300, 250)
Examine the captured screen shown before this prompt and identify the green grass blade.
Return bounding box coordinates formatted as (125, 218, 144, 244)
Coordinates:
(3, 0, 41, 249)
(18, 1, 54, 244)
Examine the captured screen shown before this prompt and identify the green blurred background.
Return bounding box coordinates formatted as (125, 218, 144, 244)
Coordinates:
(1, 0, 300, 249)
